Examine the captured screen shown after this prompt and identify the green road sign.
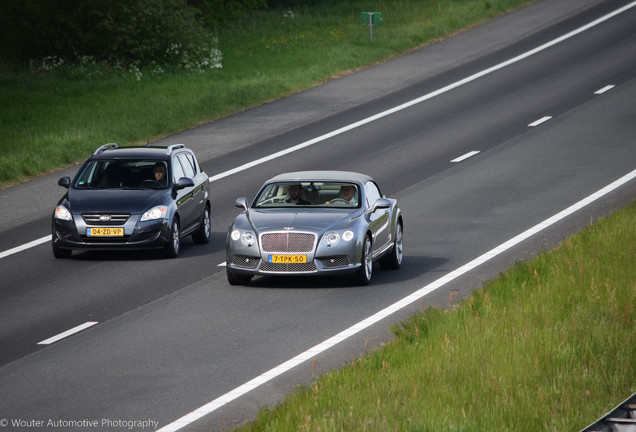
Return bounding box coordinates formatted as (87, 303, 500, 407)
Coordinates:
(360, 12, 382, 42)
(360, 12, 382, 26)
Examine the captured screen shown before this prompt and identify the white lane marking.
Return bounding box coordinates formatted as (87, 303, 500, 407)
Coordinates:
(205, 1, 636, 183)
(37, 322, 99, 345)
(0, 236, 49, 259)
(528, 116, 553, 127)
(451, 151, 480, 163)
(595, 84, 615, 94)
(218, 262, 226, 267)
(2, 2, 635, 261)
(158, 168, 636, 432)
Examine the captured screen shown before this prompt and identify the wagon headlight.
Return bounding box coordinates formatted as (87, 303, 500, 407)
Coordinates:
(141, 206, 167, 221)
(323, 232, 340, 247)
(54, 205, 72, 221)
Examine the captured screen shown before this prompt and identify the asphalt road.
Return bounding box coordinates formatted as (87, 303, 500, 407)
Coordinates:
(1, 0, 635, 431)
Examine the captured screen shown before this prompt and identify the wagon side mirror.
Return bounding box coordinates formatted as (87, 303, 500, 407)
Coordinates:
(174, 177, 194, 191)
(58, 177, 71, 188)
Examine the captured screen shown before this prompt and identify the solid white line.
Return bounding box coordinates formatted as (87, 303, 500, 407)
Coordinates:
(37, 321, 99, 345)
(2, 2, 635, 261)
(528, 116, 553, 127)
(0, 236, 50, 260)
(451, 151, 480, 163)
(205, 1, 636, 183)
(158, 167, 636, 432)
(594, 84, 615, 94)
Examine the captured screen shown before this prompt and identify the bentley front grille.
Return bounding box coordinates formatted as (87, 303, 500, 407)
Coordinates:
(259, 261, 318, 273)
(260, 232, 315, 253)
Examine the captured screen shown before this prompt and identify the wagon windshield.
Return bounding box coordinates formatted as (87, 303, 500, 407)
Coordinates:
(253, 181, 360, 208)
(73, 159, 169, 190)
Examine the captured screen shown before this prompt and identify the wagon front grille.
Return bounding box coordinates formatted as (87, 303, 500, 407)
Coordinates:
(82, 213, 130, 226)
(260, 232, 315, 253)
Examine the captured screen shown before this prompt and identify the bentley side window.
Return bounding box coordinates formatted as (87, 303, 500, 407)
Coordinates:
(364, 181, 382, 208)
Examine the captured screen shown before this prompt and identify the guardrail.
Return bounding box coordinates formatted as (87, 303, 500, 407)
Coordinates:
(580, 392, 636, 432)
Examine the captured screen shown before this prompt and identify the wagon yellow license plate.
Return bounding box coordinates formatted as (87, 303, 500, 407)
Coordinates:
(268, 254, 307, 264)
(87, 227, 124, 237)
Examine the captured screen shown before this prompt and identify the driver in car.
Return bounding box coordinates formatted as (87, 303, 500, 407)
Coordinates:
(326, 185, 358, 205)
(153, 163, 167, 187)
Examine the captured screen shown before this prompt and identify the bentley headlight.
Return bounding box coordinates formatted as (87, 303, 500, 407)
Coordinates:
(231, 229, 241, 241)
(342, 230, 354, 241)
(54, 205, 72, 221)
(323, 232, 340, 247)
(141, 206, 167, 221)
(241, 231, 256, 247)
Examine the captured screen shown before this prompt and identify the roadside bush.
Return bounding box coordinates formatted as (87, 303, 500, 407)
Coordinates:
(189, 0, 267, 28)
(0, 0, 219, 72)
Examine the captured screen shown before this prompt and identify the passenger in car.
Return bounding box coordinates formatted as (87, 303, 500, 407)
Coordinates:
(286, 184, 311, 205)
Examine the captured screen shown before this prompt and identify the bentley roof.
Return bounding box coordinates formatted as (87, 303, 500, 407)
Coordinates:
(266, 171, 374, 184)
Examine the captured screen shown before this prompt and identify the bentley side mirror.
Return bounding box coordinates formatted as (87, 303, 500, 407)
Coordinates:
(235, 197, 249, 211)
(372, 198, 391, 211)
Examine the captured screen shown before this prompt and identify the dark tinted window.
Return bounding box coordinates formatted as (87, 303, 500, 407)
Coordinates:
(74, 159, 169, 189)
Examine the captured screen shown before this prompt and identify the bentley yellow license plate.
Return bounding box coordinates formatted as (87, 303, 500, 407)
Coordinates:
(87, 227, 124, 237)
(269, 254, 307, 264)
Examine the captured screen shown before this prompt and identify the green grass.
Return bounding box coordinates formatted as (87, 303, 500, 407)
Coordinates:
(235, 201, 636, 432)
(2, 1, 633, 429)
(0, 0, 532, 187)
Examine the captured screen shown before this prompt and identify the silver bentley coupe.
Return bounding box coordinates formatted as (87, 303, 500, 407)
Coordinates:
(226, 171, 403, 285)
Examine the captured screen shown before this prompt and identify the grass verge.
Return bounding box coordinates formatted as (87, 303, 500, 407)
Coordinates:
(0, 0, 533, 187)
(234, 201, 635, 431)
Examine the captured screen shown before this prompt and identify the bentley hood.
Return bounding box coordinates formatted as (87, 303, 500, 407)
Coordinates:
(246, 209, 358, 232)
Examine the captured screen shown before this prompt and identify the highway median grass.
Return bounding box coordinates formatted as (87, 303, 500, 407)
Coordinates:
(0, 0, 533, 187)
(234, 201, 635, 431)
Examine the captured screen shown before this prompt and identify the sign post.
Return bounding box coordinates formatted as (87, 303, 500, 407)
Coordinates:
(360, 12, 382, 42)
